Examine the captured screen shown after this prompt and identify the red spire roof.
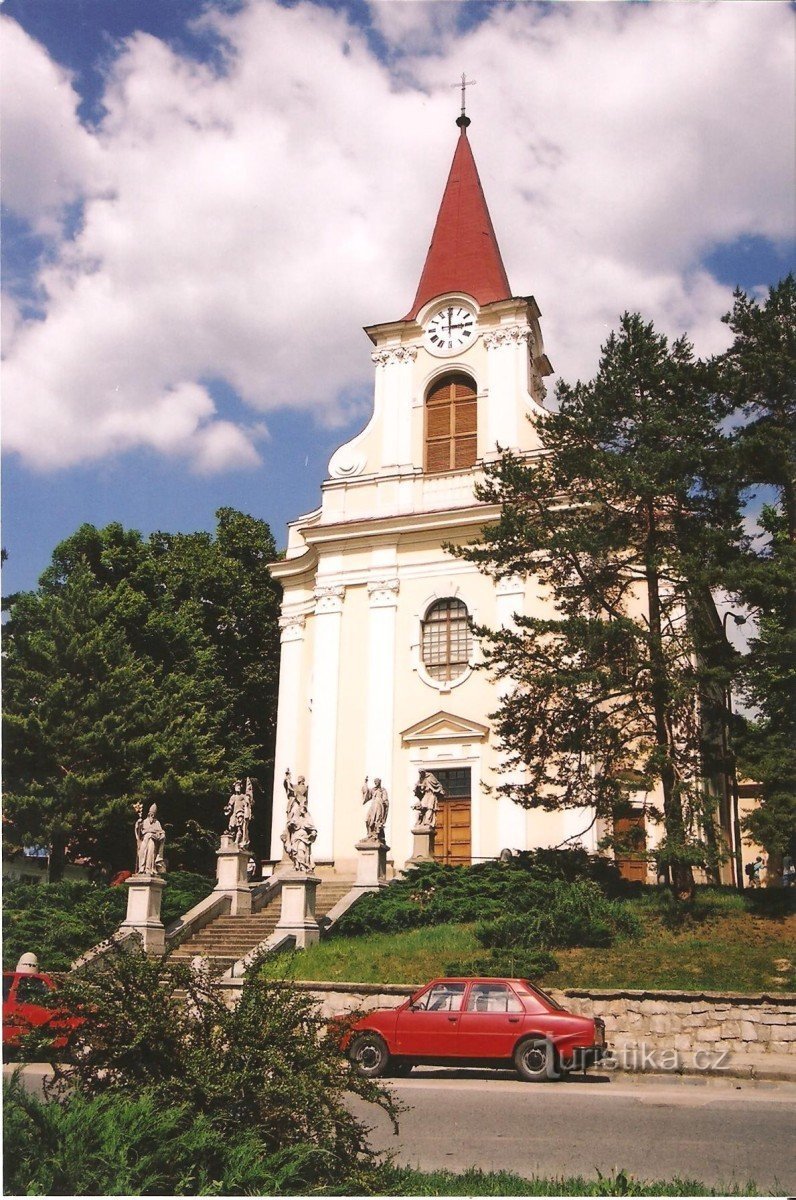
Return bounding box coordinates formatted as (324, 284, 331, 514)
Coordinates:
(406, 125, 511, 320)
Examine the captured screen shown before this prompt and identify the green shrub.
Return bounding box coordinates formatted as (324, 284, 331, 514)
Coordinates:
(476, 882, 642, 951)
(2, 873, 214, 972)
(334, 862, 643, 955)
(29, 944, 396, 1194)
(3, 1077, 347, 1196)
(333, 853, 633, 939)
(444, 949, 559, 979)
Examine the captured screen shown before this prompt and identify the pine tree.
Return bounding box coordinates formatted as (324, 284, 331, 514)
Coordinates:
(720, 277, 796, 858)
(460, 314, 740, 897)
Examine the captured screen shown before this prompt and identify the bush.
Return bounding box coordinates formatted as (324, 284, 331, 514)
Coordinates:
(334, 860, 641, 950)
(3, 1076, 354, 1196)
(22, 944, 397, 1195)
(444, 949, 559, 979)
(476, 882, 642, 951)
(2, 873, 214, 972)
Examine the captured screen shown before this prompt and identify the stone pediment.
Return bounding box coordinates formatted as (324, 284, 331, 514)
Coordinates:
(400, 710, 490, 746)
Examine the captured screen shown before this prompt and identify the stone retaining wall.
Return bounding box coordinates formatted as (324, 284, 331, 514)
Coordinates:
(556, 988, 795, 1059)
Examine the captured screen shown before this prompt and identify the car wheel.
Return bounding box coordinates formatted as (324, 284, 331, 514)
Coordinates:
(514, 1037, 555, 1082)
(349, 1032, 390, 1078)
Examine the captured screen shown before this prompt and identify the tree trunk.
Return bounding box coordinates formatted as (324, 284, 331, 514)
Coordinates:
(644, 501, 695, 901)
(47, 828, 66, 883)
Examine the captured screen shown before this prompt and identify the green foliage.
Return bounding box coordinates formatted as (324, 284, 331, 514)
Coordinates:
(718, 278, 796, 858)
(33, 944, 397, 1194)
(333, 858, 640, 953)
(3, 1077, 337, 1197)
(380, 1165, 757, 1197)
(2, 874, 213, 971)
(2, 509, 281, 875)
(444, 949, 559, 979)
(455, 313, 743, 894)
(475, 882, 642, 952)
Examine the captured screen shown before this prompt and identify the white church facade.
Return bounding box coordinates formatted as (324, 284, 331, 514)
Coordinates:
(267, 116, 648, 879)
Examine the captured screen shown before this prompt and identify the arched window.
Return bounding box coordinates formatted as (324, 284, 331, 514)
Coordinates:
(424, 373, 477, 474)
(421, 598, 472, 683)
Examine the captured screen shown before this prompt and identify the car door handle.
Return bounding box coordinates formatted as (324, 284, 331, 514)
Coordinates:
(508, 1017, 520, 1023)
(447, 1015, 458, 1023)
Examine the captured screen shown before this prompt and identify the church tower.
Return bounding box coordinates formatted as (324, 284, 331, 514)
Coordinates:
(267, 111, 581, 875)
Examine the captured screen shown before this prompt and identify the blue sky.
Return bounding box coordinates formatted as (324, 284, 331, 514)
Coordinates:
(2, 0, 794, 597)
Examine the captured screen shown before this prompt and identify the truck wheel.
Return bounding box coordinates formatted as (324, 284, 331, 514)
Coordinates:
(514, 1037, 554, 1082)
(349, 1032, 390, 1078)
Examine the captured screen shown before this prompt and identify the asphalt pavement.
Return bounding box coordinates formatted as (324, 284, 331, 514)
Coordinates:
(349, 1068, 796, 1193)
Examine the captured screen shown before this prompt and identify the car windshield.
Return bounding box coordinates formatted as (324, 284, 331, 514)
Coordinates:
(523, 981, 564, 1010)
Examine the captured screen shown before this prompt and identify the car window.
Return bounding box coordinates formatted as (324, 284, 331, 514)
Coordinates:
(414, 983, 466, 1012)
(465, 983, 524, 1014)
(2, 976, 13, 1002)
(522, 981, 563, 1011)
(16, 977, 49, 1003)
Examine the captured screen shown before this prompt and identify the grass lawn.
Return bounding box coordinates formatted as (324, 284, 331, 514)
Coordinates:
(374, 1166, 759, 1196)
(266, 892, 796, 992)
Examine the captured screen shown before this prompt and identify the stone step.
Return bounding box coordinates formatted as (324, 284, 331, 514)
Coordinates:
(169, 878, 356, 966)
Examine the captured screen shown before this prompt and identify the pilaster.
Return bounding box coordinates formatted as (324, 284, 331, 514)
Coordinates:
(307, 583, 345, 861)
(270, 610, 307, 860)
(495, 573, 528, 852)
(483, 324, 534, 452)
(365, 575, 399, 846)
(372, 346, 417, 469)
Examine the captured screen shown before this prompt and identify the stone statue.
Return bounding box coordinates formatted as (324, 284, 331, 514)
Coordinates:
(225, 777, 255, 849)
(412, 771, 445, 830)
(134, 803, 166, 875)
(362, 776, 389, 841)
(281, 768, 317, 872)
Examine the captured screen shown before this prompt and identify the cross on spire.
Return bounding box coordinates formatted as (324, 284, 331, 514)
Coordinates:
(452, 73, 476, 129)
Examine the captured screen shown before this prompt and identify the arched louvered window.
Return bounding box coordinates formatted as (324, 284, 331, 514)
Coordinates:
(424, 373, 477, 474)
(421, 598, 472, 683)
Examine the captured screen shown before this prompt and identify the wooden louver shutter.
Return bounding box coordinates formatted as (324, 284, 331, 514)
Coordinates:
(424, 373, 478, 474)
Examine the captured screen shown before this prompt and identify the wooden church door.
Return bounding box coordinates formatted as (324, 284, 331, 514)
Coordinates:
(431, 767, 472, 866)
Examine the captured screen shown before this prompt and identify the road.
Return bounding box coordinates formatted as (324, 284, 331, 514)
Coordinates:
(8, 1063, 794, 1192)
(349, 1068, 796, 1193)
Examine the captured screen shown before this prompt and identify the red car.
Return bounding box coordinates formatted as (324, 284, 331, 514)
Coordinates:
(2, 969, 80, 1054)
(343, 977, 606, 1082)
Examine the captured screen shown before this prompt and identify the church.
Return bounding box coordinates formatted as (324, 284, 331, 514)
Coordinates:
(267, 109, 649, 881)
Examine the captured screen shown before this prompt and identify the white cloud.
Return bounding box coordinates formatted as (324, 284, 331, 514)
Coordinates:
(0, 19, 102, 236)
(2, 0, 793, 472)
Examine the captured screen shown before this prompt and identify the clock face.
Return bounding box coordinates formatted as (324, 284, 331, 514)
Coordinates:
(425, 305, 476, 354)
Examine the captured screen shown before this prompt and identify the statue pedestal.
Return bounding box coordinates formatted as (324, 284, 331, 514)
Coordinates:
(273, 871, 321, 948)
(120, 873, 166, 954)
(215, 835, 252, 915)
(408, 824, 436, 866)
(354, 838, 389, 890)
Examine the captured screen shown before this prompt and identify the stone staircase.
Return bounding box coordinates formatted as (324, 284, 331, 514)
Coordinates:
(170, 876, 355, 975)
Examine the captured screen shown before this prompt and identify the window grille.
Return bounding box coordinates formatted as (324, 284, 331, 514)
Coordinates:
(421, 598, 472, 682)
